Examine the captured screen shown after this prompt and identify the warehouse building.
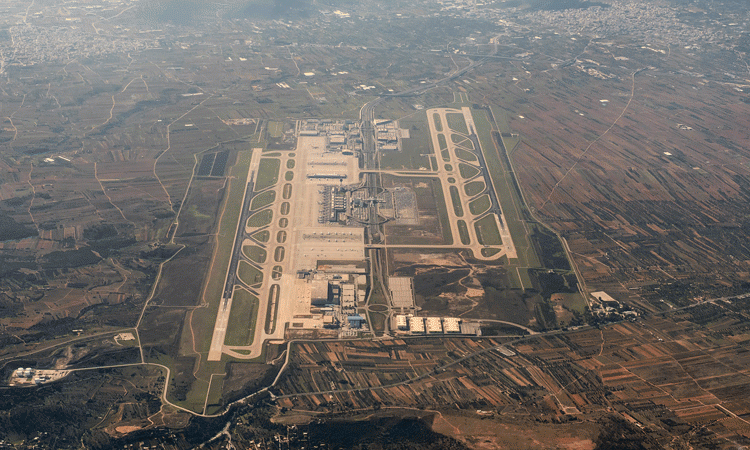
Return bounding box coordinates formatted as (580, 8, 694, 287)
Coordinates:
(409, 316, 425, 334)
(426, 317, 443, 334)
(396, 314, 409, 330)
(443, 317, 462, 333)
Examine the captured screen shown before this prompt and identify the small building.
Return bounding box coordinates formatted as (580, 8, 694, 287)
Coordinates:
(443, 317, 461, 333)
(426, 317, 443, 334)
(348, 315, 366, 329)
(409, 316, 425, 334)
(323, 316, 340, 329)
(329, 134, 346, 145)
(591, 291, 619, 308)
(396, 315, 409, 330)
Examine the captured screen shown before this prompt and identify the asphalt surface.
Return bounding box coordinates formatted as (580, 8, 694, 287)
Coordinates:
(223, 179, 256, 300)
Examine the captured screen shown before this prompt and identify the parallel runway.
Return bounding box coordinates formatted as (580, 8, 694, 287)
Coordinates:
(208, 150, 262, 362)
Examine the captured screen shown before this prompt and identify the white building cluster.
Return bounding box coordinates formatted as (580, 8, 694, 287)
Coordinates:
(397, 315, 465, 334)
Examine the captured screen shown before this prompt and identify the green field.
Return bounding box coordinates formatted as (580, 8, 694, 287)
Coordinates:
(223, 288, 259, 346)
(481, 248, 501, 258)
(464, 181, 485, 197)
(238, 260, 263, 286)
(451, 133, 465, 144)
(457, 220, 471, 245)
(502, 134, 522, 156)
(255, 158, 280, 190)
(284, 171, 294, 181)
(469, 194, 491, 215)
(247, 209, 273, 228)
(368, 280, 388, 306)
(282, 183, 293, 199)
(250, 190, 276, 210)
(474, 215, 503, 246)
(437, 134, 447, 151)
(455, 148, 477, 162)
(242, 245, 267, 263)
(518, 268, 534, 290)
(432, 178, 453, 245)
(459, 163, 479, 179)
(369, 311, 386, 336)
(280, 202, 290, 215)
(204, 373, 226, 415)
(380, 115, 433, 170)
(268, 121, 284, 138)
(286, 159, 295, 169)
(433, 113, 443, 132)
(251, 230, 270, 243)
(446, 113, 468, 134)
(449, 185, 463, 217)
(560, 292, 587, 314)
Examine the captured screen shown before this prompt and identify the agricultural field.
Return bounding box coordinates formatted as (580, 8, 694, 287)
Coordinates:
(224, 289, 259, 347)
(272, 298, 750, 449)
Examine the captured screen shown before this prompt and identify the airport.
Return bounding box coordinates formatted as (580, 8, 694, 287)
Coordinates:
(208, 109, 519, 362)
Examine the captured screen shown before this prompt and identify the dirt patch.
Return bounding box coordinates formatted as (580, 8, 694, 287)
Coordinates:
(392, 258, 539, 326)
(431, 412, 598, 450)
